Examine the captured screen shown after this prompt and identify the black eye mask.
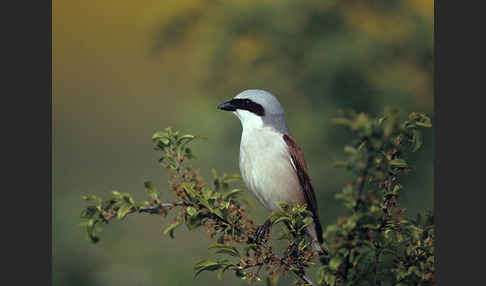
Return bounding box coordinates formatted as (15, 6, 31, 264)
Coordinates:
(218, 98, 265, 116)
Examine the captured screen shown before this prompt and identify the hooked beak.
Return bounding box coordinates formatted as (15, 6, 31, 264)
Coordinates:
(217, 100, 237, 111)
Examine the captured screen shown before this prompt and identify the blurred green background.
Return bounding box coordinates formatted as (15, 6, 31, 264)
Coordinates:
(53, 0, 434, 285)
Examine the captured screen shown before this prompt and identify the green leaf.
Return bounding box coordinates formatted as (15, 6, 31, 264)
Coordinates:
(81, 195, 102, 204)
(152, 131, 167, 140)
(333, 160, 349, 168)
(186, 206, 198, 216)
(410, 129, 423, 152)
(144, 181, 159, 200)
(222, 173, 242, 183)
(271, 216, 290, 225)
(121, 193, 135, 205)
(163, 220, 183, 238)
(222, 189, 244, 199)
(177, 134, 196, 145)
(111, 191, 121, 197)
(408, 112, 432, 128)
(299, 217, 314, 232)
(214, 249, 240, 257)
(208, 244, 240, 257)
(182, 183, 198, 200)
(117, 203, 133, 219)
(212, 208, 224, 219)
(389, 159, 407, 167)
(186, 215, 203, 230)
(80, 206, 99, 219)
(344, 145, 358, 154)
(135, 200, 150, 208)
(383, 108, 399, 137)
(194, 260, 225, 277)
(331, 117, 352, 127)
(392, 184, 402, 194)
(329, 257, 343, 272)
(416, 121, 432, 128)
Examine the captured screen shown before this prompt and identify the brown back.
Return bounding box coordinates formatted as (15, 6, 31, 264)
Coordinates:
(283, 133, 323, 244)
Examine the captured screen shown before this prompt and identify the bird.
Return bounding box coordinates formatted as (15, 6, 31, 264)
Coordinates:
(217, 89, 326, 256)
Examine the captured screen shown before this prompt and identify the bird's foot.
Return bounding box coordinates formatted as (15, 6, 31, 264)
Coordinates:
(248, 219, 271, 244)
(317, 244, 330, 264)
(319, 255, 330, 265)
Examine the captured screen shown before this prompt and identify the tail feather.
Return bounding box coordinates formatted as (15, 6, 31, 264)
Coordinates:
(307, 221, 329, 257)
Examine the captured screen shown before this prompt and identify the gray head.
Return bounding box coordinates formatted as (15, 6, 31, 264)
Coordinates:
(218, 89, 289, 133)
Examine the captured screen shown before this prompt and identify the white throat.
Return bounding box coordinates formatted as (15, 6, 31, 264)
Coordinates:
(233, 109, 264, 131)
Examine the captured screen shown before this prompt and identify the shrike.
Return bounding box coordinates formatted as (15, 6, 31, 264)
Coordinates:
(218, 89, 326, 255)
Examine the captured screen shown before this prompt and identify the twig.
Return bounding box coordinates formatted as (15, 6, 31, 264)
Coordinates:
(342, 154, 375, 282)
(126, 201, 185, 215)
(259, 240, 315, 285)
(124, 200, 315, 284)
(353, 155, 374, 212)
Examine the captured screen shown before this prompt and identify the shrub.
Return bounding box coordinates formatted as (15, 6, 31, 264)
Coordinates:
(80, 109, 433, 285)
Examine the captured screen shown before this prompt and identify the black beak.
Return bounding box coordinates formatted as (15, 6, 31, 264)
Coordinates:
(217, 100, 237, 111)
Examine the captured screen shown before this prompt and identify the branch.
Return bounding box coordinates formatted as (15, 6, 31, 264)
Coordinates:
(353, 155, 374, 212)
(259, 240, 315, 285)
(121, 199, 316, 284)
(121, 197, 313, 284)
(280, 256, 314, 285)
(127, 201, 185, 215)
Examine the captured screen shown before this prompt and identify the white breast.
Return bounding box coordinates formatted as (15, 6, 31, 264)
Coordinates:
(239, 127, 304, 212)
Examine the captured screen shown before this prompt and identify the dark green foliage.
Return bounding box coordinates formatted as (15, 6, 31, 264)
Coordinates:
(80, 191, 145, 243)
(318, 109, 434, 286)
(79, 110, 433, 285)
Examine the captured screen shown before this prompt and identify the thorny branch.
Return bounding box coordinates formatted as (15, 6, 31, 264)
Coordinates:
(122, 198, 316, 285)
(353, 154, 374, 212)
(127, 201, 185, 215)
(260, 240, 315, 285)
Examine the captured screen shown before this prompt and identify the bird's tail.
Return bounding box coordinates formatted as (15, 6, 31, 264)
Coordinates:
(307, 222, 329, 261)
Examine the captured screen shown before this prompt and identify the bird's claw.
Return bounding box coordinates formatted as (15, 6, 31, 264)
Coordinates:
(249, 220, 271, 244)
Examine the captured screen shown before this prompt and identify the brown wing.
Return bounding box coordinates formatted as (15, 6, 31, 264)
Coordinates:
(283, 133, 323, 244)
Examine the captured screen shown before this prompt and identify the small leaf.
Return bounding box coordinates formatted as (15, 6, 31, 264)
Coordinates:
(177, 134, 195, 144)
(222, 173, 242, 183)
(80, 206, 99, 219)
(186, 215, 203, 230)
(81, 195, 102, 204)
(182, 183, 197, 200)
(214, 249, 240, 257)
(208, 243, 240, 257)
(144, 181, 159, 200)
(331, 117, 352, 126)
(329, 257, 343, 272)
(186, 206, 198, 216)
(416, 121, 432, 128)
(164, 220, 182, 238)
(117, 203, 133, 219)
(222, 189, 244, 199)
(194, 260, 224, 277)
(152, 131, 166, 140)
(410, 129, 423, 152)
(271, 216, 290, 225)
(344, 146, 357, 154)
(299, 217, 314, 232)
(389, 159, 407, 167)
(111, 191, 121, 197)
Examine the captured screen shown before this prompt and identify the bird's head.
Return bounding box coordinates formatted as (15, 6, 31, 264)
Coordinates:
(218, 89, 289, 133)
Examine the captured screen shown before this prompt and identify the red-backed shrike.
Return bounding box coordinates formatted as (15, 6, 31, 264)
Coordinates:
(218, 89, 325, 255)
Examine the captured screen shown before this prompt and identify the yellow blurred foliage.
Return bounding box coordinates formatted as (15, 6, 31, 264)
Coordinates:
(341, 3, 415, 45)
